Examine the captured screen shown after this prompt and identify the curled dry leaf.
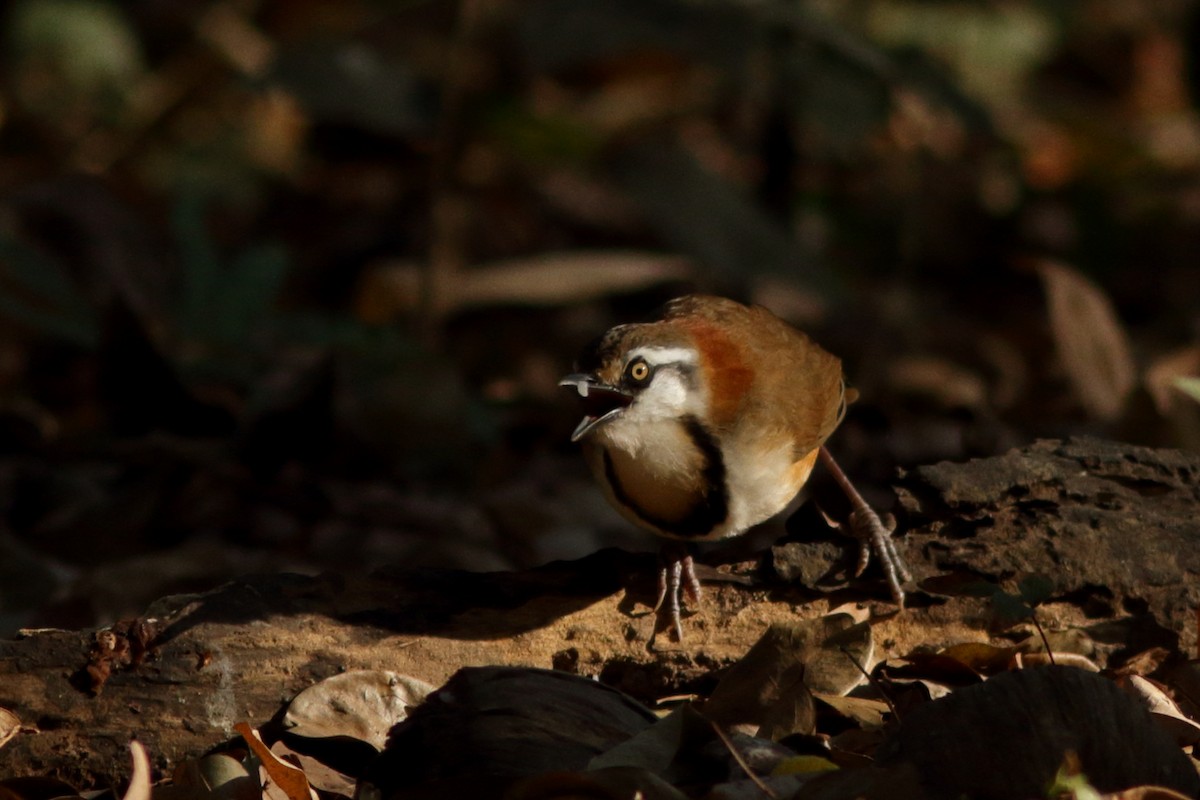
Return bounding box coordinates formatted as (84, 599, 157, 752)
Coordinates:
(1015, 651, 1100, 671)
(122, 741, 151, 800)
(282, 670, 434, 751)
(1037, 260, 1136, 421)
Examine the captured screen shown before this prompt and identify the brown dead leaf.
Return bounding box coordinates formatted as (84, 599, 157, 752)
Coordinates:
(703, 616, 871, 738)
(813, 693, 890, 729)
(757, 677, 817, 742)
(892, 652, 986, 686)
(235, 722, 315, 800)
(1038, 260, 1136, 421)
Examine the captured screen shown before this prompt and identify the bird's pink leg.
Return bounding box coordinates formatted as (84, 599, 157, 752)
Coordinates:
(653, 544, 702, 642)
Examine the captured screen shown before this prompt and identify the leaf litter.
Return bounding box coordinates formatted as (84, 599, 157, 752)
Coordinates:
(10, 609, 1198, 800)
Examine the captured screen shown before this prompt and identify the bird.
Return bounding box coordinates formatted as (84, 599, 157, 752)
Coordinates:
(560, 295, 909, 641)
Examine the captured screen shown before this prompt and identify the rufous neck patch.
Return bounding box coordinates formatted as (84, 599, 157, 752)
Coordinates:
(687, 321, 752, 428)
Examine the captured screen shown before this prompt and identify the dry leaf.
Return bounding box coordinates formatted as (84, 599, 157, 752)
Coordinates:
(1119, 675, 1200, 746)
(282, 670, 433, 750)
(122, 741, 151, 800)
(235, 722, 316, 800)
(937, 642, 1020, 675)
(357, 251, 692, 321)
(270, 740, 356, 799)
(703, 616, 872, 737)
(1015, 651, 1100, 671)
(812, 694, 890, 728)
(1113, 648, 1172, 678)
(1038, 260, 1136, 421)
(0, 708, 18, 751)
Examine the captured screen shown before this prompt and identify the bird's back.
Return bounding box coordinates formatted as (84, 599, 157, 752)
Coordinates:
(664, 296, 845, 458)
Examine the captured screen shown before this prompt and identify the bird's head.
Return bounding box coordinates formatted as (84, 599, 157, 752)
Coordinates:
(559, 320, 708, 444)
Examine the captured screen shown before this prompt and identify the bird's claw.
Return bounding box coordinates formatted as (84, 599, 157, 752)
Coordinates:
(653, 551, 701, 643)
(844, 506, 910, 607)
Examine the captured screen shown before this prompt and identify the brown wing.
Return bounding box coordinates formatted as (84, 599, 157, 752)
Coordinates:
(665, 295, 846, 455)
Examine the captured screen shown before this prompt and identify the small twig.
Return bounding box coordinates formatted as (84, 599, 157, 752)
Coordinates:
(1029, 611, 1056, 666)
(708, 718, 778, 799)
(840, 646, 901, 724)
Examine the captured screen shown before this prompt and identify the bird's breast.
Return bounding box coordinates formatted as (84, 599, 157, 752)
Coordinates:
(586, 419, 819, 541)
(585, 416, 729, 539)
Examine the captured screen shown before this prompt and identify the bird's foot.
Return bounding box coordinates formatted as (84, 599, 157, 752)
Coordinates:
(818, 446, 912, 608)
(652, 546, 702, 642)
(844, 506, 911, 607)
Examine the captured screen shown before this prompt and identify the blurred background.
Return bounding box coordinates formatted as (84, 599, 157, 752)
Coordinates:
(1, 0, 1198, 636)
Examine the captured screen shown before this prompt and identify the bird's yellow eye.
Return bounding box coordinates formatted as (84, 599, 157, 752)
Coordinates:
(625, 359, 652, 385)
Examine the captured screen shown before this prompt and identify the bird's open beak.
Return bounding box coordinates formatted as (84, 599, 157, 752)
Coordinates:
(559, 373, 633, 442)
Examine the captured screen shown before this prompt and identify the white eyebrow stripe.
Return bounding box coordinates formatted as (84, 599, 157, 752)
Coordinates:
(628, 346, 699, 366)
